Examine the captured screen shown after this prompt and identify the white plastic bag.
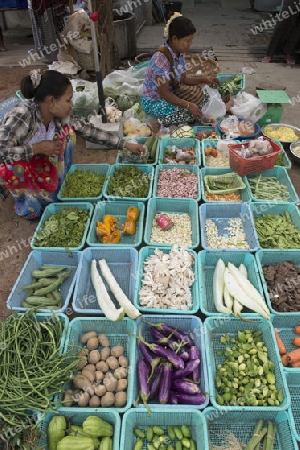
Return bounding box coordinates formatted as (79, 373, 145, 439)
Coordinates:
(201, 85, 226, 121)
(230, 92, 267, 123)
(70, 79, 99, 118)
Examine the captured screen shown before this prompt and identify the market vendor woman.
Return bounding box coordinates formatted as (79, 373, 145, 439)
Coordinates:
(0, 69, 144, 219)
(140, 13, 220, 126)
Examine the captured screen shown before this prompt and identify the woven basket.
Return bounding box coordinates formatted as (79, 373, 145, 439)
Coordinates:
(185, 54, 220, 77)
(67, 44, 95, 71)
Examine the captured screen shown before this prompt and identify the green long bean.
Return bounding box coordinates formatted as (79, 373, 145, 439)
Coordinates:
(248, 175, 289, 201)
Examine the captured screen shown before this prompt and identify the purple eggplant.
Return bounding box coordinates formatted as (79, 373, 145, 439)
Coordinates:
(144, 320, 193, 347)
(139, 341, 161, 379)
(137, 335, 184, 370)
(151, 328, 180, 352)
(137, 359, 151, 416)
(172, 379, 200, 395)
(171, 392, 206, 405)
(189, 346, 201, 383)
(149, 365, 164, 399)
(189, 345, 200, 360)
(169, 392, 179, 404)
(158, 363, 172, 404)
(172, 359, 200, 380)
(179, 349, 190, 362)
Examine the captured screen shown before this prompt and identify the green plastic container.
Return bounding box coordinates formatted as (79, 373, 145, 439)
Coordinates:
(120, 408, 208, 450)
(158, 137, 201, 165)
(153, 164, 201, 201)
(200, 167, 251, 202)
(286, 372, 300, 442)
(271, 315, 300, 371)
(204, 316, 290, 411)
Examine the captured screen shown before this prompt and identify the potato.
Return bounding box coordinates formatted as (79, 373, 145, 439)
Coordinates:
(114, 391, 127, 408)
(98, 334, 110, 347)
(114, 367, 128, 380)
(95, 371, 104, 382)
(86, 337, 99, 351)
(118, 356, 128, 368)
(106, 356, 119, 370)
(77, 356, 87, 370)
(111, 346, 124, 358)
(101, 392, 115, 407)
(89, 395, 101, 408)
(96, 361, 109, 373)
(103, 372, 118, 392)
(81, 331, 97, 344)
(78, 348, 89, 357)
(63, 389, 75, 407)
(94, 384, 106, 397)
(82, 369, 95, 383)
(88, 350, 100, 365)
(116, 379, 128, 392)
(85, 364, 96, 373)
(100, 347, 111, 361)
(77, 391, 90, 407)
(73, 375, 94, 395)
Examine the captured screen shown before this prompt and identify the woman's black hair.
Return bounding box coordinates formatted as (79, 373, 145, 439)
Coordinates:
(20, 70, 71, 101)
(168, 16, 196, 40)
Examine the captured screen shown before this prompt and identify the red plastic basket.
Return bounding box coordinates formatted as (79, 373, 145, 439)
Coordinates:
(228, 137, 282, 176)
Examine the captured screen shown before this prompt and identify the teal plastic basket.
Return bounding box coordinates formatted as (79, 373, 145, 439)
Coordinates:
(63, 317, 137, 413)
(72, 246, 138, 314)
(135, 315, 209, 410)
(245, 167, 299, 203)
(216, 73, 246, 93)
(201, 138, 239, 168)
(198, 250, 265, 316)
(31, 202, 93, 252)
(153, 164, 201, 201)
(116, 136, 159, 165)
(286, 372, 300, 442)
(37, 409, 121, 449)
(250, 202, 300, 250)
(6, 250, 80, 314)
(134, 246, 199, 314)
(271, 315, 300, 372)
(204, 407, 298, 449)
(158, 137, 201, 165)
(275, 148, 292, 169)
(86, 200, 145, 248)
(255, 249, 300, 316)
(120, 408, 208, 450)
(200, 167, 251, 203)
(57, 164, 109, 202)
(199, 202, 260, 252)
(193, 125, 221, 139)
(204, 316, 291, 411)
(144, 198, 200, 249)
(103, 164, 154, 202)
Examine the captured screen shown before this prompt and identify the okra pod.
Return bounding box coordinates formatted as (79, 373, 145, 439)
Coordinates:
(31, 266, 66, 278)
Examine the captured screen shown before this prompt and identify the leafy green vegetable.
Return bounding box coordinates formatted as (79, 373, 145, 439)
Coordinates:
(60, 170, 106, 198)
(107, 165, 150, 198)
(217, 75, 243, 97)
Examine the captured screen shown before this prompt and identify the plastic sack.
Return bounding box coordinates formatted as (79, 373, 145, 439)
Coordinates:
(201, 85, 226, 121)
(123, 103, 147, 121)
(123, 118, 152, 137)
(230, 92, 267, 123)
(70, 79, 99, 118)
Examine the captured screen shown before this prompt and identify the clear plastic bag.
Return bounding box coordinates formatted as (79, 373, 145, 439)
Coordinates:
(201, 85, 226, 121)
(230, 92, 267, 122)
(118, 140, 148, 164)
(70, 79, 99, 118)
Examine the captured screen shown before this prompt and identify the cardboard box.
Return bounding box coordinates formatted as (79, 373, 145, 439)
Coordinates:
(256, 90, 291, 126)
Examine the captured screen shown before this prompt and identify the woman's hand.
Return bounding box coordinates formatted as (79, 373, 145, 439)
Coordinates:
(124, 142, 146, 155)
(32, 140, 61, 157)
(188, 103, 202, 121)
(202, 77, 220, 87)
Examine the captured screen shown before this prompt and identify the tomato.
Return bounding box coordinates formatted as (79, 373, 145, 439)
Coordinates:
(211, 149, 218, 157)
(204, 147, 212, 156)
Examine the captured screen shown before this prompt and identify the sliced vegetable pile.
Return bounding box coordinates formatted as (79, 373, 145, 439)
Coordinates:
(157, 167, 198, 199)
(204, 187, 241, 202)
(48, 415, 114, 450)
(151, 213, 192, 247)
(215, 330, 283, 407)
(136, 320, 205, 410)
(20, 265, 72, 310)
(33, 207, 90, 248)
(254, 211, 300, 249)
(248, 175, 289, 201)
(60, 169, 106, 198)
(133, 424, 196, 450)
(65, 332, 128, 408)
(205, 218, 249, 249)
(107, 165, 151, 198)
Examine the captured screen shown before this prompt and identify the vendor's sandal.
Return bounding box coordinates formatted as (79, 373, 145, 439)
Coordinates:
(286, 57, 295, 65)
(262, 56, 271, 63)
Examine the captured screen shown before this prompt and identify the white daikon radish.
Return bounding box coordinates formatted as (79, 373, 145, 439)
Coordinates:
(213, 259, 231, 314)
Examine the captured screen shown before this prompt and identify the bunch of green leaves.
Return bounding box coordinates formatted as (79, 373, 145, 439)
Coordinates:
(107, 165, 150, 198)
(217, 75, 243, 97)
(60, 170, 106, 198)
(33, 207, 90, 248)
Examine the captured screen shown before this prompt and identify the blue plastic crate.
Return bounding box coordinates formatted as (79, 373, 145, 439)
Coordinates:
(250, 202, 300, 250)
(204, 407, 298, 449)
(217, 119, 261, 140)
(285, 372, 300, 442)
(153, 164, 201, 201)
(199, 202, 259, 251)
(6, 250, 80, 313)
(255, 249, 300, 316)
(31, 202, 93, 252)
(144, 198, 200, 249)
(158, 137, 201, 165)
(120, 408, 208, 450)
(57, 164, 109, 202)
(200, 167, 251, 203)
(116, 136, 159, 165)
(37, 410, 121, 449)
(198, 250, 265, 316)
(103, 164, 154, 202)
(86, 200, 145, 248)
(271, 315, 300, 371)
(201, 138, 239, 168)
(204, 316, 290, 411)
(245, 167, 299, 203)
(135, 315, 209, 410)
(72, 246, 138, 314)
(63, 317, 136, 413)
(216, 73, 246, 93)
(193, 125, 221, 139)
(134, 246, 199, 314)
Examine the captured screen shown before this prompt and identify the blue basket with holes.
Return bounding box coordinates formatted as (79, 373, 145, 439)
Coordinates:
(72, 247, 138, 314)
(216, 73, 245, 93)
(204, 407, 297, 449)
(6, 251, 80, 313)
(201, 139, 240, 168)
(200, 167, 251, 203)
(205, 316, 290, 411)
(286, 372, 300, 442)
(120, 408, 208, 450)
(158, 137, 201, 165)
(153, 164, 201, 201)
